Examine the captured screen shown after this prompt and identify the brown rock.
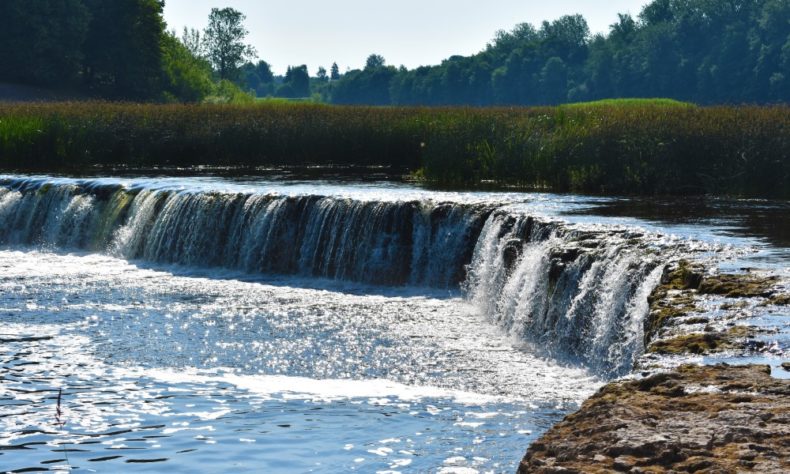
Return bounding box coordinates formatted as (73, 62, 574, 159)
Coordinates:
(762, 294, 790, 306)
(698, 274, 778, 298)
(517, 365, 790, 474)
(647, 326, 753, 355)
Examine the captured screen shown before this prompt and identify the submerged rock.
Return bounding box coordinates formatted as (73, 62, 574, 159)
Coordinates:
(518, 364, 790, 473)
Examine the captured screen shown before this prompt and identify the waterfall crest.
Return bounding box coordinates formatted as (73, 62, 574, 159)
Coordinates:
(0, 177, 669, 375)
(0, 177, 492, 287)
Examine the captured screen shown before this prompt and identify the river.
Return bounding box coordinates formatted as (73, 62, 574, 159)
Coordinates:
(0, 175, 787, 473)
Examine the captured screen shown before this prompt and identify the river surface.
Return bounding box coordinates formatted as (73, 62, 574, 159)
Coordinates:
(0, 175, 788, 473)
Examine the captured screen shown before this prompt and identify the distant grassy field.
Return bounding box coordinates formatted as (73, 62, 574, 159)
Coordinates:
(562, 98, 695, 108)
(0, 101, 787, 197)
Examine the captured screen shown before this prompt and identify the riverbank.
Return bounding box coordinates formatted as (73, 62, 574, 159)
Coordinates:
(519, 364, 789, 473)
(1, 102, 788, 198)
(518, 260, 790, 473)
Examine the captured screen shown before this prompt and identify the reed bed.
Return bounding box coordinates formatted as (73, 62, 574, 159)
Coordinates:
(0, 101, 787, 197)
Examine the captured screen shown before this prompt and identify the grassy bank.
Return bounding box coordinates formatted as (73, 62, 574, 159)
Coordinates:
(0, 101, 787, 197)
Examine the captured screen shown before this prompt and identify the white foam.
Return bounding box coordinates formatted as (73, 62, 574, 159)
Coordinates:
(141, 368, 505, 404)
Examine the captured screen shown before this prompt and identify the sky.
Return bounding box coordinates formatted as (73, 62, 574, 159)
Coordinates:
(164, 1, 652, 76)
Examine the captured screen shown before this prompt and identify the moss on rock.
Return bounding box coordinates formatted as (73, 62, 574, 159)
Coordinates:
(647, 326, 753, 355)
(698, 274, 778, 298)
(762, 294, 790, 306)
(644, 261, 704, 343)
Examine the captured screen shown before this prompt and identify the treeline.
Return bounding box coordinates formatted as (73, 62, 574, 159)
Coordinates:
(1, 101, 788, 198)
(0, 0, 250, 103)
(3, 0, 787, 106)
(328, 0, 790, 105)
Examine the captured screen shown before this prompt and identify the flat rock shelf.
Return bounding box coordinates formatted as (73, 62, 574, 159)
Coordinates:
(519, 364, 790, 473)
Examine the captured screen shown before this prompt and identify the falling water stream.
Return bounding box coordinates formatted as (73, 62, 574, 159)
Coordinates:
(0, 175, 787, 473)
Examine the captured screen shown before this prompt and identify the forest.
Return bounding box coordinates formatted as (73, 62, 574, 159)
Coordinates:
(1, 0, 788, 105)
(0, 0, 251, 103)
(330, 0, 790, 105)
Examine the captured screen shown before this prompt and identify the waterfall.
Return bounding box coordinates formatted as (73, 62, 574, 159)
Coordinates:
(0, 176, 668, 376)
(464, 211, 665, 375)
(0, 177, 492, 287)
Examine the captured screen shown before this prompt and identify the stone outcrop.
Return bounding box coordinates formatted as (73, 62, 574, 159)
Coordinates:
(518, 364, 790, 473)
(516, 259, 789, 473)
(644, 261, 784, 356)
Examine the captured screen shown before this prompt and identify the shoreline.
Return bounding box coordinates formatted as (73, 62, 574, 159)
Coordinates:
(519, 364, 789, 473)
(517, 262, 790, 472)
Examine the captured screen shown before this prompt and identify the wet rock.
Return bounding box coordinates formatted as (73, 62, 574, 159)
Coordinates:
(518, 364, 790, 474)
(721, 300, 749, 310)
(647, 326, 754, 355)
(681, 316, 709, 325)
(548, 261, 566, 283)
(762, 294, 790, 306)
(643, 261, 706, 342)
(550, 247, 582, 264)
(502, 239, 523, 270)
(644, 261, 784, 349)
(698, 273, 778, 298)
(645, 292, 699, 343)
(660, 260, 704, 290)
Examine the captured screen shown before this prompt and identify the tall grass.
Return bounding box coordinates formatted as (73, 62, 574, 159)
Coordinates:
(0, 102, 787, 197)
(422, 105, 790, 197)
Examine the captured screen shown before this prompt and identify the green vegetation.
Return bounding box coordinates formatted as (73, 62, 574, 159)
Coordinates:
(4, 0, 787, 107)
(1, 102, 788, 198)
(561, 98, 695, 109)
(418, 104, 790, 197)
(0, 0, 252, 103)
(327, 0, 790, 105)
(0, 102, 422, 172)
(202, 7, 257, 82)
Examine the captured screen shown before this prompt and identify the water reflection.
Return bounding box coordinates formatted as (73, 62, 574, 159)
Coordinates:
(565, 196, 790, 253)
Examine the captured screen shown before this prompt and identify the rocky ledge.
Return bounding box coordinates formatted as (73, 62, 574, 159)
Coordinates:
(643, 260, 787, 357)
(518, 364, 789, 473)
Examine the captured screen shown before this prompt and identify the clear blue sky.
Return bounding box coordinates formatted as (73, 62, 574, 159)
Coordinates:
(164, 1, 651, 75)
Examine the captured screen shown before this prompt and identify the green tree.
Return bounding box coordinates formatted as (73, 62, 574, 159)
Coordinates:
(0, 0, 90, 87)
(161, 31, 214, 102)
(203, 7, 257, 81)
(331, 57, 397, 104)
(82, 0, 166, 100)
(330, 62, 341, 80)
(181, 27, 204, 58)
(279, 65, 310, 97)
(540, 56, 569, 104)
(240, 60, 274, 96)
(316, 66, 328, 82)
(365, 54, 386, 69)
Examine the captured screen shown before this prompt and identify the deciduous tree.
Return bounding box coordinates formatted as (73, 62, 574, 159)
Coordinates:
(203, 7, 257, 80)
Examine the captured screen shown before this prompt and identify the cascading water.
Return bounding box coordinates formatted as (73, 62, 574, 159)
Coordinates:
(0, 176, 669, 376)
(7, 174, 774, 473)
(464, 210, 667, 375)
(0, 177, 492, 288)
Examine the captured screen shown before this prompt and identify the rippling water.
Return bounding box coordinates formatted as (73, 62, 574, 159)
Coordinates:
(1, 175, 788, 473)
(1, 251, 598, 473)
